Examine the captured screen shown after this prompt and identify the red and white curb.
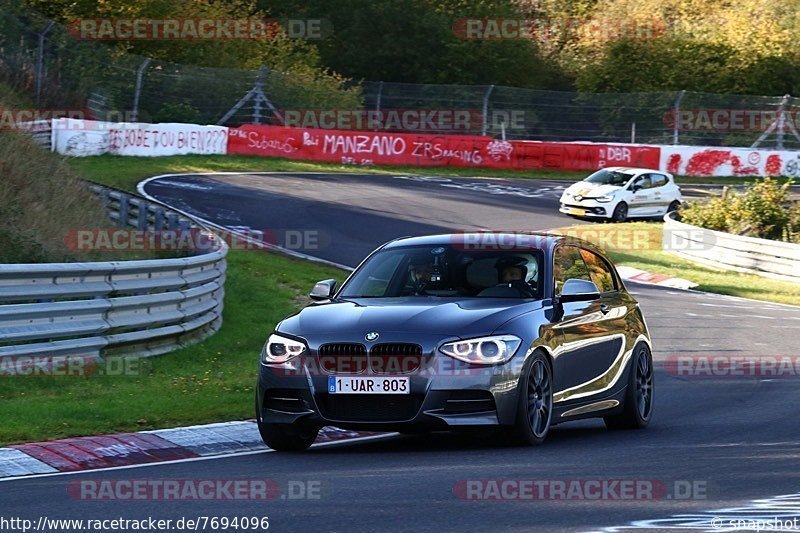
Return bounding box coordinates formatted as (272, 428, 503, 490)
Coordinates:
(0, 422, 380, 480)
(617, 265, 698, 290)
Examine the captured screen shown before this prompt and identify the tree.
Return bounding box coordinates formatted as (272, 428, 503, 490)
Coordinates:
(24, 0, 322, 71)
(257, 0, 565, 88)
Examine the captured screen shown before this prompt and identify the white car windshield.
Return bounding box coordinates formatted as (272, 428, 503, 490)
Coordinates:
(584, 169, 635, 186)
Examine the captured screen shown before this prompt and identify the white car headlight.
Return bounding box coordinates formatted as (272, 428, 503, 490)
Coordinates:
(439, 335, 522, 365)
(261, 333, 307, 364)
(595, 195, 615, 203)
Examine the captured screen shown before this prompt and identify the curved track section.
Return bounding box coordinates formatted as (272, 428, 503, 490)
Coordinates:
(3, 172, 799, 532)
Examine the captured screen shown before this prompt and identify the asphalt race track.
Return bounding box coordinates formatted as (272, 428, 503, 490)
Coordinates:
(4, 172, 800, 532)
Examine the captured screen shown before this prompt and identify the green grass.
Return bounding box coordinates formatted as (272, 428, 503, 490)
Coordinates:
(66, 154, 784, 193)
(552, 222, 800, 306)
(0, 251, 347, 445)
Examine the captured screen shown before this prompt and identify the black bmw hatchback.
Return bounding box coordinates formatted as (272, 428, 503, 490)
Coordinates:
(256, 233, 654, 451)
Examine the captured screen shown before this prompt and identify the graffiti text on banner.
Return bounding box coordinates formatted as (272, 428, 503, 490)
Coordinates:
(226, 125, 662, 172)
(51, 119, 229, 157)
(660, 145, 800, 178)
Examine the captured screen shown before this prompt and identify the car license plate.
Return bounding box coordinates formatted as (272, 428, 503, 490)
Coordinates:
(328, 376, 409, 394)
(568, 208, 586, 216)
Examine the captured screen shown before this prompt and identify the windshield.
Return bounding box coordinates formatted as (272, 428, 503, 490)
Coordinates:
(339, 245, 544, 299)
(584, 169, 635, 186)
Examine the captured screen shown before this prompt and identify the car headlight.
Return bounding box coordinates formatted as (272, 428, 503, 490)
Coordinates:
(439, 335, 522, 365)
(261, 333, 307, 364)
(595, 195, 614, 203)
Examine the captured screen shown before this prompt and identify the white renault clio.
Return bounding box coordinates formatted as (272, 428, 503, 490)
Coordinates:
(559, 167, 682, 222)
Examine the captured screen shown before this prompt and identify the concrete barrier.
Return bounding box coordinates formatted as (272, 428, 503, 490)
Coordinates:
(663, 212, 800, 283)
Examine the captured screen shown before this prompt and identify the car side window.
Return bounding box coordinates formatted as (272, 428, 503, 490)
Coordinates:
(649, 173, 668, 188)
(553, 246, 591, 295)
(630, 175, 652, 190)
(579, 249, 617, 293)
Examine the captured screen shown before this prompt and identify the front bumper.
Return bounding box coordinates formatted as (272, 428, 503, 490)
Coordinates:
(256, 342, 525, 432)
(559, 200, 610, 218)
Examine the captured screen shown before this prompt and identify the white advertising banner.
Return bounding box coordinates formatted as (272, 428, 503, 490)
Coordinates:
(52, 119, 228, 157)
(659, 145, 800, 178)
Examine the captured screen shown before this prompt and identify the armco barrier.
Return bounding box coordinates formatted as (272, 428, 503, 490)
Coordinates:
(0, 185, 227, 361)
(663, 212, 800, 282)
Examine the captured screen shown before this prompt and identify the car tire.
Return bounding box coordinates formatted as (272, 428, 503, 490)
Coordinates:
(510, 351, 553, 445)
(611, 202, 628, 222)
(604, 343, 654, 430)
(668, 200, 681, 213)
(257, 421, 318, 451)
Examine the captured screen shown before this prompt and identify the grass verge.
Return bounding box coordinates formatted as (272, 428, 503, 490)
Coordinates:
(553, 222, 800, 306)
(66, 154, 788, 193)
(0, 251, 347, 445)
(0, 94, 148, 262)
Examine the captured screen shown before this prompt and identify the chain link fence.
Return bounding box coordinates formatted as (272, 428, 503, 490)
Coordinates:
(2, 7, 799, 149)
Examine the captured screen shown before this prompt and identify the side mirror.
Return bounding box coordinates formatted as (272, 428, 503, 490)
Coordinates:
(310, 279, 337, 301)
(630, 183, 642, 192)
(559, 279, 600, 303)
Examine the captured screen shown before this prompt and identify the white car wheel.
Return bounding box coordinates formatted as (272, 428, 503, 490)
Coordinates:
(611, 202, 628, 222)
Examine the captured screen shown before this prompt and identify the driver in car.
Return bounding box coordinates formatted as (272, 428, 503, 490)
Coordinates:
(406, 256, 443, 294)
(409, 258, 436, 283)
(501, 264, 525, 283)
(494, 256, 537, 296)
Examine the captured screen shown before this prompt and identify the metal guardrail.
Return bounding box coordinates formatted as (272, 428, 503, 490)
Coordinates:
(663, 212, 800, 283)
(19, 120, 52, 150)
(0, 185, 228, 361)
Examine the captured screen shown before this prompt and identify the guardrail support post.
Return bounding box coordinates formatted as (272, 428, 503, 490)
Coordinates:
(136, 201, 148, 230)
(99, 188, 110, 212)
(167, 213, 179, 231)
(118, 195, 130, 228)
(154, 208, 165, 231)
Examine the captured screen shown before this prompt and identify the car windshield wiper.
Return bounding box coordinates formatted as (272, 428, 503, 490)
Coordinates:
(342, 294, 441, 298)
(339, 295, 387, 299)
